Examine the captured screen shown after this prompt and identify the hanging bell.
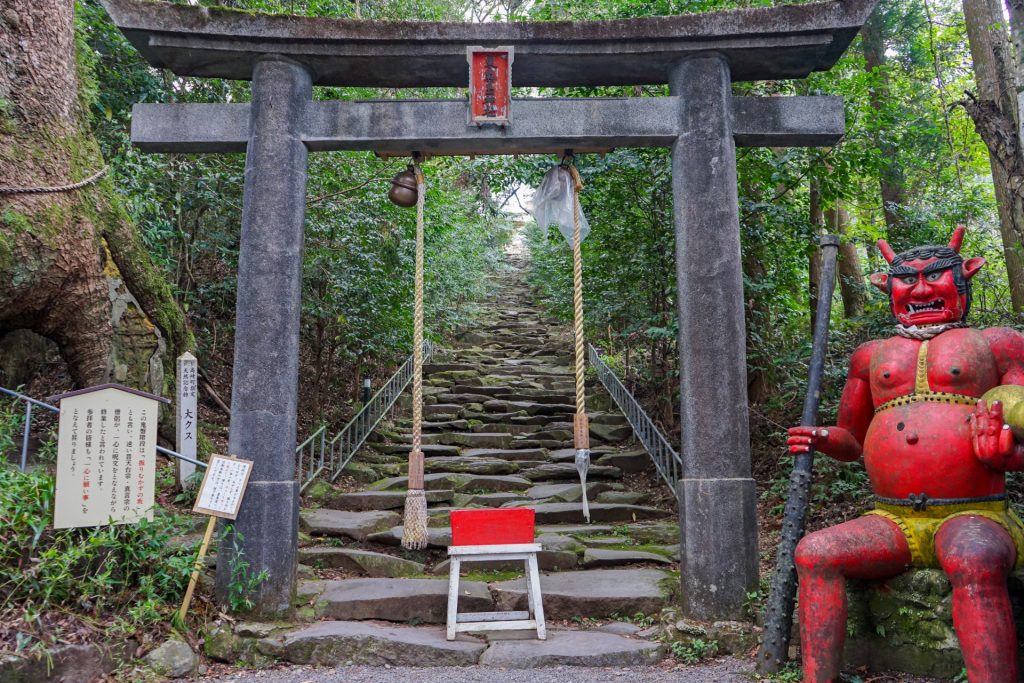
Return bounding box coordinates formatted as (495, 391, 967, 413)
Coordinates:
(388, 165, 419, 208)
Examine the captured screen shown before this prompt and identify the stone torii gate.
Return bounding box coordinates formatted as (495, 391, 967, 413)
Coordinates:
(101, 0, 878, 619)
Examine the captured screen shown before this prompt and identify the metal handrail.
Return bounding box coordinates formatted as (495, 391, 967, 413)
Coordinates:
(0, 386, 205, 470)
(587, 343, 682, 497)
(296, 339, 435, 492)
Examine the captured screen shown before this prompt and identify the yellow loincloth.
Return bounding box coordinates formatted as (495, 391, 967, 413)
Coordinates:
(865, 500, 1024, 568)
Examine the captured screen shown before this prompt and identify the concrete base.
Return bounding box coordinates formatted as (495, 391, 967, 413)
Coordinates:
(676, 478, 758, 620)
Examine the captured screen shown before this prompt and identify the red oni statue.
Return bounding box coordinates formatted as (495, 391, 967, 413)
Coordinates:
(788, 227, 1024, 683)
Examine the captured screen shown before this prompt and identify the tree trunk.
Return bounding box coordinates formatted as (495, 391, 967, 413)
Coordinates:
(861, 2, 912, 249)
(0, 1, 192, 396)
(1007, 1, 1024, 145)
(809, 179, 824, 332)
(826, 203, 867, 319)
(963, 0, 1024, 313)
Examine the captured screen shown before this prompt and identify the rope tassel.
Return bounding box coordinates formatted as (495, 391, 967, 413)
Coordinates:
(402, 163, 429, 551)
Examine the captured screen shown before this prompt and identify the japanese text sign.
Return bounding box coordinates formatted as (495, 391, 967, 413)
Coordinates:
(468, 46, 513, 126)
(52, 384, 166, 529)
(193, 454, 253, 520)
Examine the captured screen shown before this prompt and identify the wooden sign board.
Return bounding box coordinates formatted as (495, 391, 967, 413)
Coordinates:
(192, 454, 253, 520)
(467, 46, 513, 126)
(52, 384, 167, 529)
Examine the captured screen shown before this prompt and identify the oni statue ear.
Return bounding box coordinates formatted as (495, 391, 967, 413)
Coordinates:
(962, 256, 985, 280)
(869, 272, 889, 293)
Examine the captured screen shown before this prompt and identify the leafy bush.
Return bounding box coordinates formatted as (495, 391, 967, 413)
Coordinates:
(0, 466, 197, 652)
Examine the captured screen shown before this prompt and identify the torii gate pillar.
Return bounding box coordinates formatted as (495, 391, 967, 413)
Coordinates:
(671, 55, 757, 618)
(215, 57, 312, 614)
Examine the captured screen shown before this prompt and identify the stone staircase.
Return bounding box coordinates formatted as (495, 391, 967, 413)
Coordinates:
(253, 256, 681, 667)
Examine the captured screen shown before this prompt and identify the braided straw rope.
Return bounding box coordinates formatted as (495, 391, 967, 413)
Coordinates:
(402, 162, 429, 550)
(0, 166, 109, 195)
(568, 165, 589, 439)
(568, 164, 591, 523)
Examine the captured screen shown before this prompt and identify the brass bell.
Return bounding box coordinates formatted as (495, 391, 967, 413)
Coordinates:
(388, 165, 419, 208)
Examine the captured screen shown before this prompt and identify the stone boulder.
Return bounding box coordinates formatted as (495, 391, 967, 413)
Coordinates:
(145, 639, 197, 678)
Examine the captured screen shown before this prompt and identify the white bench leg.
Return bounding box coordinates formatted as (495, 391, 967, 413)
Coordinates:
(446, 557, 461, 641)
(526, 554, 546, 640)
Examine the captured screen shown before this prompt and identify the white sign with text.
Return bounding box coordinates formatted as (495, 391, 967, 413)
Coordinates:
(53, 386, 161, 529)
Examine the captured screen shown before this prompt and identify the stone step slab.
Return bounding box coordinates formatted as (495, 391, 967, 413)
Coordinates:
(314, 578, 493, 623)
(320, 489, 454, 512)
(300, 509, 401, 541)
(478, 630, 663, 668)
(595, 449, 653, 473)
(422, 432, 514, 449)
(370, 443, 461, 457)
(582, 548, 674, 568)
(491, 569, 670, 619)
(525, 482, 612, 502)
(595, 490, 649, 505)
(298, 548, 425, 577)
(371, 473, 531, 493)
(520, 463, 622, 482)
(423, 456, 518, 476)
(261, 621, 486, 666)
(525, 502, 671, 524)
(461, 447, 548, 462)
(423, 404, 464, 418)
(366, 526, 452, 548)
(430, 548, 578, 575)
(452, 492, 532, 508)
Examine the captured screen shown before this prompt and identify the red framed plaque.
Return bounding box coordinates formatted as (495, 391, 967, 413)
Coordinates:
(467, 46, 513, 126)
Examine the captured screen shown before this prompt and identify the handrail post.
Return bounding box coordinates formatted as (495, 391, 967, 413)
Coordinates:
(20, 401, 32, 472)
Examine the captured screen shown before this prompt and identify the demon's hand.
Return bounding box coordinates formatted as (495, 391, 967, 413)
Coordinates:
(971, 399, 1017, 468)
(787, 426, 832, 455)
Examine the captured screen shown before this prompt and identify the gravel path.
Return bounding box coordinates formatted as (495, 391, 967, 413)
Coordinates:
(198, 659, 757, 683)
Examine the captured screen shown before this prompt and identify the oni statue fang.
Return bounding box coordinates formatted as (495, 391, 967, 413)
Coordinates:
(788, 226, 1024, 683)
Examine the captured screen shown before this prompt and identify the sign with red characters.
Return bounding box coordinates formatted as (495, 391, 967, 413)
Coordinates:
(467, 46, 513, 126)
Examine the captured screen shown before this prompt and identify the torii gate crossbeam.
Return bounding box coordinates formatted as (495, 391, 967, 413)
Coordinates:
(101, 0, 879, 620)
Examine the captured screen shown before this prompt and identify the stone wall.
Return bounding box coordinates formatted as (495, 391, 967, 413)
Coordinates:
(843, 569, 1024, 677)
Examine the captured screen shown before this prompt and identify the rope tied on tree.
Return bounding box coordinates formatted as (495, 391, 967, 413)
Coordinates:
(0, 166, 109, 195)
(402, 159, 429, 551)
(567, 161, 592, 523)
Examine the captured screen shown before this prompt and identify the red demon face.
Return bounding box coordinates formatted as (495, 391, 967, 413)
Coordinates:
(868, 226, 985, 327)
(886, 258, 966, 326)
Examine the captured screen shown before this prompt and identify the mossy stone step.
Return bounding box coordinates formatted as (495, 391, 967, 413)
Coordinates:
(371, 472, 531, 493)
(300, 509, 401, 541)
(581, 548, 673, 568)
(314, 489, 454, 511)
(490, 569, 671, 620)
(307, 578, 493, 623)
(260, 621, 486, 667)
(297, 548, 425, 577)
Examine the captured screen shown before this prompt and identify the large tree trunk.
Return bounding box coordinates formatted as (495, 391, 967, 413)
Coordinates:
(826, 203, 867, 319)
(862, 3, 912, 249)
(0, 1, 192, 396)
(963, 0, 1024, 313)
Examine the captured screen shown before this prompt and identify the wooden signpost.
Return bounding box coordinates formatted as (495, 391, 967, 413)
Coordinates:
(176, 352, 199, 489)
(178, 454, 254, 622)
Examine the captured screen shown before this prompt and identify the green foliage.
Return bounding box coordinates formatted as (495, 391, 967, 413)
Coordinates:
(220, 526, 270, 613)
(0, 396, 25, 463)
(670, 638, 720, 664)
(0, 466, 197, 651)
